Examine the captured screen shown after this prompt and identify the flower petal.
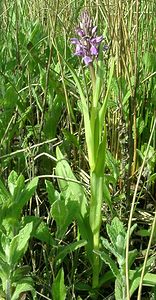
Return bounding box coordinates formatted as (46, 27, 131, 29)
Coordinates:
(83, 56, 92, 65)
(91, 36, 103, 44)
(75, 44, 84, 56)
(71, 38, 79, 44)
(76, 28, 84, 37)
(90, 45, 98, 56)
(95, 36, 103, 43)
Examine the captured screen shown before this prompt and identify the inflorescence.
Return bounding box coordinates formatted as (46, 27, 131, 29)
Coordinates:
(71, 10, 107, 65)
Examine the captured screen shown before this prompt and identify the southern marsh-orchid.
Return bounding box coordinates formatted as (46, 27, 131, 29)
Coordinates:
(71, 10, 105, 65)
(69, 9, 114, 295)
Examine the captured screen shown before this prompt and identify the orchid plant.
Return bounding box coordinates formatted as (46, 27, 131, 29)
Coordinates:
(69, 10, 114, 291)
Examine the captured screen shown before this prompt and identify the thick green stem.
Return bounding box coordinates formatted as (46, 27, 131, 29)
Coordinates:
(89, 172, 104, 288)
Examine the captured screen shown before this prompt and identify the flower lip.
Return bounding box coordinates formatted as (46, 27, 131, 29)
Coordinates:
(83, 56, 92, 65)
(90, 45, 98, 56)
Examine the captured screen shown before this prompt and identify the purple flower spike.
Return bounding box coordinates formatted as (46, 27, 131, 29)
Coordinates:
(71, 10, 106, 66)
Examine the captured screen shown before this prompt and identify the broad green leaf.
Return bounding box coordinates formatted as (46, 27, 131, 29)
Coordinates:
(46, 180, 60, 205)
(11, 280, 36, 300)
(44, 97, 63, 138)
(52, 268, 66, 300)
(8, 171, 18, 195)
(136, 229, 150, 237)
(8, 177, 38, 217)
(74, 282, 91, 291)
(116, 234, 126, 258)
(56, 147, 87, 217)
(9, 222, 33, 266)
(8, 171, 25, 202)
(125, 223, 137, 245)
(16, 176, 38, 207)
(51, 199, 77, 238)
(129, 269, 141, 296)
(141, 272, 156, 286)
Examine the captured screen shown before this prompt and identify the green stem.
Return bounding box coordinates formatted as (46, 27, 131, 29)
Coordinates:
(89, 63, 96, 92)
(6, 279, 11, 300)
(90, 172, 104, 288)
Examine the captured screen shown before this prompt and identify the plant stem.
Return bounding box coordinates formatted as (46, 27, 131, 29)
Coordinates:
(90, 172, 103, 288)
(89, 63, 96, 92)
(6, 279, 11, 300)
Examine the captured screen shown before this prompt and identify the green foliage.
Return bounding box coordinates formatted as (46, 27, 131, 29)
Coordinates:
(55, 147, 88, 217)
(52, 268, 66, 300)
(0, 171, 38, 298)
(0, 1, 156, 299)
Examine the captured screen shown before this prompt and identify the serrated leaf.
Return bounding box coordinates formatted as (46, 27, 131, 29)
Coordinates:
(101, 237, 117, 257)
(106, 217, 125, 249)
(115, 276, 125, 300)
(95, 250, 119, 278)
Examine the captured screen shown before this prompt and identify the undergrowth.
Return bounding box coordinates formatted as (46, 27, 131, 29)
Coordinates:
(0, 0, 156, 299)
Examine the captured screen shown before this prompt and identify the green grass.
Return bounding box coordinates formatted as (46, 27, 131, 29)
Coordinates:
(0, 0, 156, 299)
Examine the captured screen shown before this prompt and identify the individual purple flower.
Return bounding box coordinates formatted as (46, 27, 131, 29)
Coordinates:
(71, 10, 107, 66)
